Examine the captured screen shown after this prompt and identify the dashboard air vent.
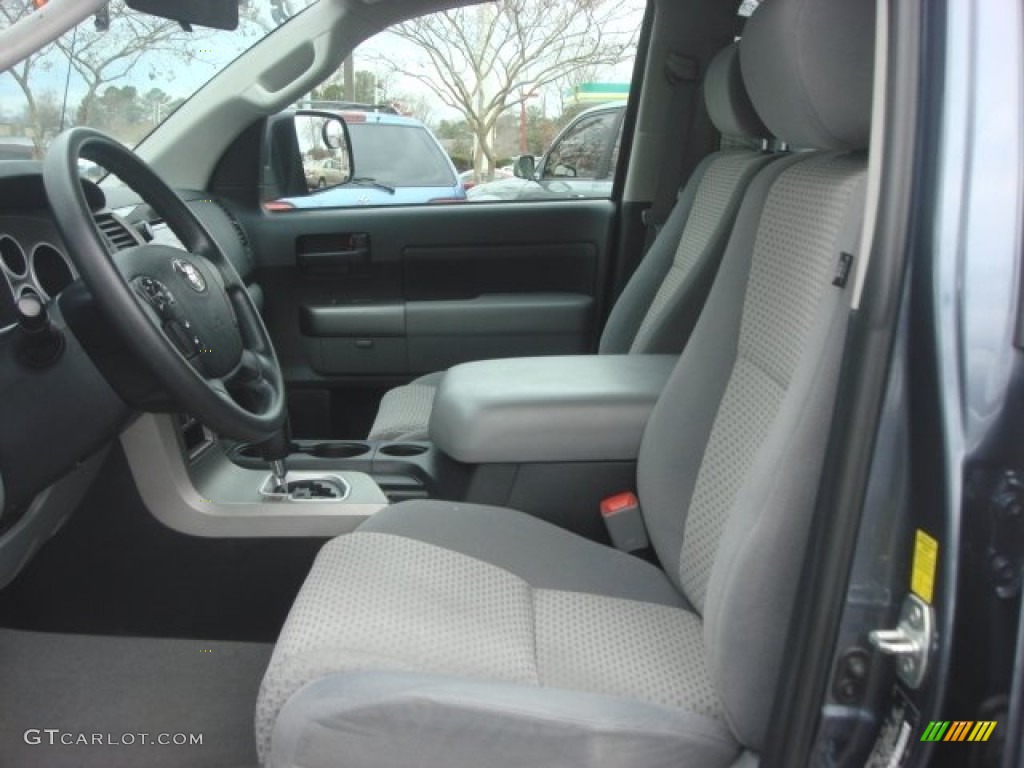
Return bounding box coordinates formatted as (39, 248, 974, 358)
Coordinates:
(93, 212, 139, 252)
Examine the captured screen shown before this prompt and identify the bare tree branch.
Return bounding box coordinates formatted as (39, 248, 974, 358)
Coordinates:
(381, 0, 640, 173)
(1, 0, 266, 149)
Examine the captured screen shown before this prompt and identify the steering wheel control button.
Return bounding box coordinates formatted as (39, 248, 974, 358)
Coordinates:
(164, 321, 198, 359)
(133, 276, 177, 314)
(173, 258, 207, 293)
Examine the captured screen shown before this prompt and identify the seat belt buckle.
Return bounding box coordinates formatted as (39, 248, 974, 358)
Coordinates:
(600, 492, 650, 553)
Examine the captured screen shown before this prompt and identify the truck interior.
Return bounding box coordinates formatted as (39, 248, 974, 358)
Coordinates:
(0, 0, 1020, 766)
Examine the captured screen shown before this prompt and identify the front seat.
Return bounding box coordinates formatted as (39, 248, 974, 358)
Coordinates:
(256, 0, 875, 764)
(367, 41, 775, 442)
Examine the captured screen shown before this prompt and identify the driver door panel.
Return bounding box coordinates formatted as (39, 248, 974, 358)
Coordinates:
(242, 200, 614, 434)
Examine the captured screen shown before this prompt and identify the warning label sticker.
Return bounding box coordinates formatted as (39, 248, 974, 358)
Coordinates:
(910, 529, 939, 605)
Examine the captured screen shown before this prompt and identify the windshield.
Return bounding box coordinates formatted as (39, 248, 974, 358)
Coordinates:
(0, 0, 318, 161)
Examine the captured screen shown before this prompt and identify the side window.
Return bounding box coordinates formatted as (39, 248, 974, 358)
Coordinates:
(268, 1, 643, 209)
(541, 112, 619, 181)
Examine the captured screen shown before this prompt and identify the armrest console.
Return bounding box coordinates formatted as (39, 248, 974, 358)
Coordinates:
(431, 355, 676, 464)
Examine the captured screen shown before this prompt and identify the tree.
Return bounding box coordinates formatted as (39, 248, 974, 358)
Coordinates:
(355, 70, 383, 103)
(435, 118, 471, 140)
(313, 70, 386, 105)
(0, 3, 58, 156)
(17, 90, 62, 148)
(59, 1, 215, 128)
(0, 0, 218, 150)
(382, 0, 639, 175)
(392, 92, 433, 124)
(524, 104, 558, 155)
(88, 85, 145, 132)
(142, 87, 171, 124)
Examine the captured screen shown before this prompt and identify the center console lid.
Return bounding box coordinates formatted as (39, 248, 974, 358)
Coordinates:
(431, 355, 677, 464)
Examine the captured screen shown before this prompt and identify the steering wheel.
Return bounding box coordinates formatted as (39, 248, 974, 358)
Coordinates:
(43, 127, 286, 444)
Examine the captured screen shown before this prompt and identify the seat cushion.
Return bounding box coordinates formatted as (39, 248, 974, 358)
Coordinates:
(269, 670, 735, 768)
(256, 503, 737, 766)
(361, 500, 688, 607)
(366, 371, 444, 441)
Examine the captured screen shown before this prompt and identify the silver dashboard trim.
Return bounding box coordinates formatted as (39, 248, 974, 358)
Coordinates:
(120, 414, 388, 538)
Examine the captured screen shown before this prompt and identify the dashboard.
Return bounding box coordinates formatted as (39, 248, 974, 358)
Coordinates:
(0, 160, 257, 516)
(0, 215, 77, 329)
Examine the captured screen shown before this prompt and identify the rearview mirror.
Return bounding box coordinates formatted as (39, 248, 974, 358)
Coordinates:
(125, 0, 239, 30)
(513, 155, 535, 179)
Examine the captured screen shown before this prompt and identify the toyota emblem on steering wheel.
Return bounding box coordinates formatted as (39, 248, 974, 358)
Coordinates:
(172, 258, 207, 293)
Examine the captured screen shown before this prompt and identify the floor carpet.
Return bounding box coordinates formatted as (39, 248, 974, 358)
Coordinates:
(0, 629, 272, 768)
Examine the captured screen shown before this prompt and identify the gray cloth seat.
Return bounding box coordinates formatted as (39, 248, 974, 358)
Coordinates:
(368, 43, 774, 442)
(257, 0, 876, 764)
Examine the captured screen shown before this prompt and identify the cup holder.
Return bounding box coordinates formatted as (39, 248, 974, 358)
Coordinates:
(237, 442, 299, 459)
(310, 442, 371, 459)
(379, 443, 428, 458)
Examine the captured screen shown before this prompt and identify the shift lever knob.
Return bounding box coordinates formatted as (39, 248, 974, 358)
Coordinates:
(258, 421, 293, 462)
(257, 420, 292, 492)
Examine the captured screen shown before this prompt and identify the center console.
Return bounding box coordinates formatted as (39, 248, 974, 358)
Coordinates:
(120, 414, 388, 538)
(121, 355, 676, 541)
(429, 355, 676, 464)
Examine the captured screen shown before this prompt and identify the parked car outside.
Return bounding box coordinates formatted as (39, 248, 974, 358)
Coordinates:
(468, 103, 624, 201)
(458, 167, 512, 191)
(304, 157, 348, 189)
(284, 111, 465, 208)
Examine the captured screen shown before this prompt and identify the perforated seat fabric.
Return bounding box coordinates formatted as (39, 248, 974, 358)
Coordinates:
(363, 371, 442, 441)
(359, 501, 689, 608)
(260, 0, 875, 764)
(367, 44, 773, 443)
(257, 526, 736, 767)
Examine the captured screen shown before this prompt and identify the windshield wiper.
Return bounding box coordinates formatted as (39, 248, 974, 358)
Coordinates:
(349, 177, 395, 194)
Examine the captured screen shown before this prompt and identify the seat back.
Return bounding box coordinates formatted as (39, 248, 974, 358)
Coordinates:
(636, 0, 875, 749)
(599, 43, 775, 355)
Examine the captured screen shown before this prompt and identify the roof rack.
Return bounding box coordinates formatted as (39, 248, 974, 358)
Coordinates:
(295, 100, 401, 115)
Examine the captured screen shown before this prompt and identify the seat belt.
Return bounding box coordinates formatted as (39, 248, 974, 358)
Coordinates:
(642, 51, 702, 252)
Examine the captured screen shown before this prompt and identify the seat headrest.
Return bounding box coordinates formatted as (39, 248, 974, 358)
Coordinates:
(740, 0, 876, 150)
(704, 43, 770, 141)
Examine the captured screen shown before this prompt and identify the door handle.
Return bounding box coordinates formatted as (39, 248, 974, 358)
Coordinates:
(296, 233, 371, 273)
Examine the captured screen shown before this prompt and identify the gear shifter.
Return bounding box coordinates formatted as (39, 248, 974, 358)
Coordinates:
(257, 420, 293, 493)
(254, 421, 346, 501)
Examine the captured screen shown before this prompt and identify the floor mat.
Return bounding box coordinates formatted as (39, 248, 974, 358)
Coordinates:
(0, 629, 271, 768)
(0, 447, 324, 642)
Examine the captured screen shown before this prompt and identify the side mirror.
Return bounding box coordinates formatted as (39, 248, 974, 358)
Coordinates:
(294, 110, 353, 191)
(513, 154, 535, 179)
